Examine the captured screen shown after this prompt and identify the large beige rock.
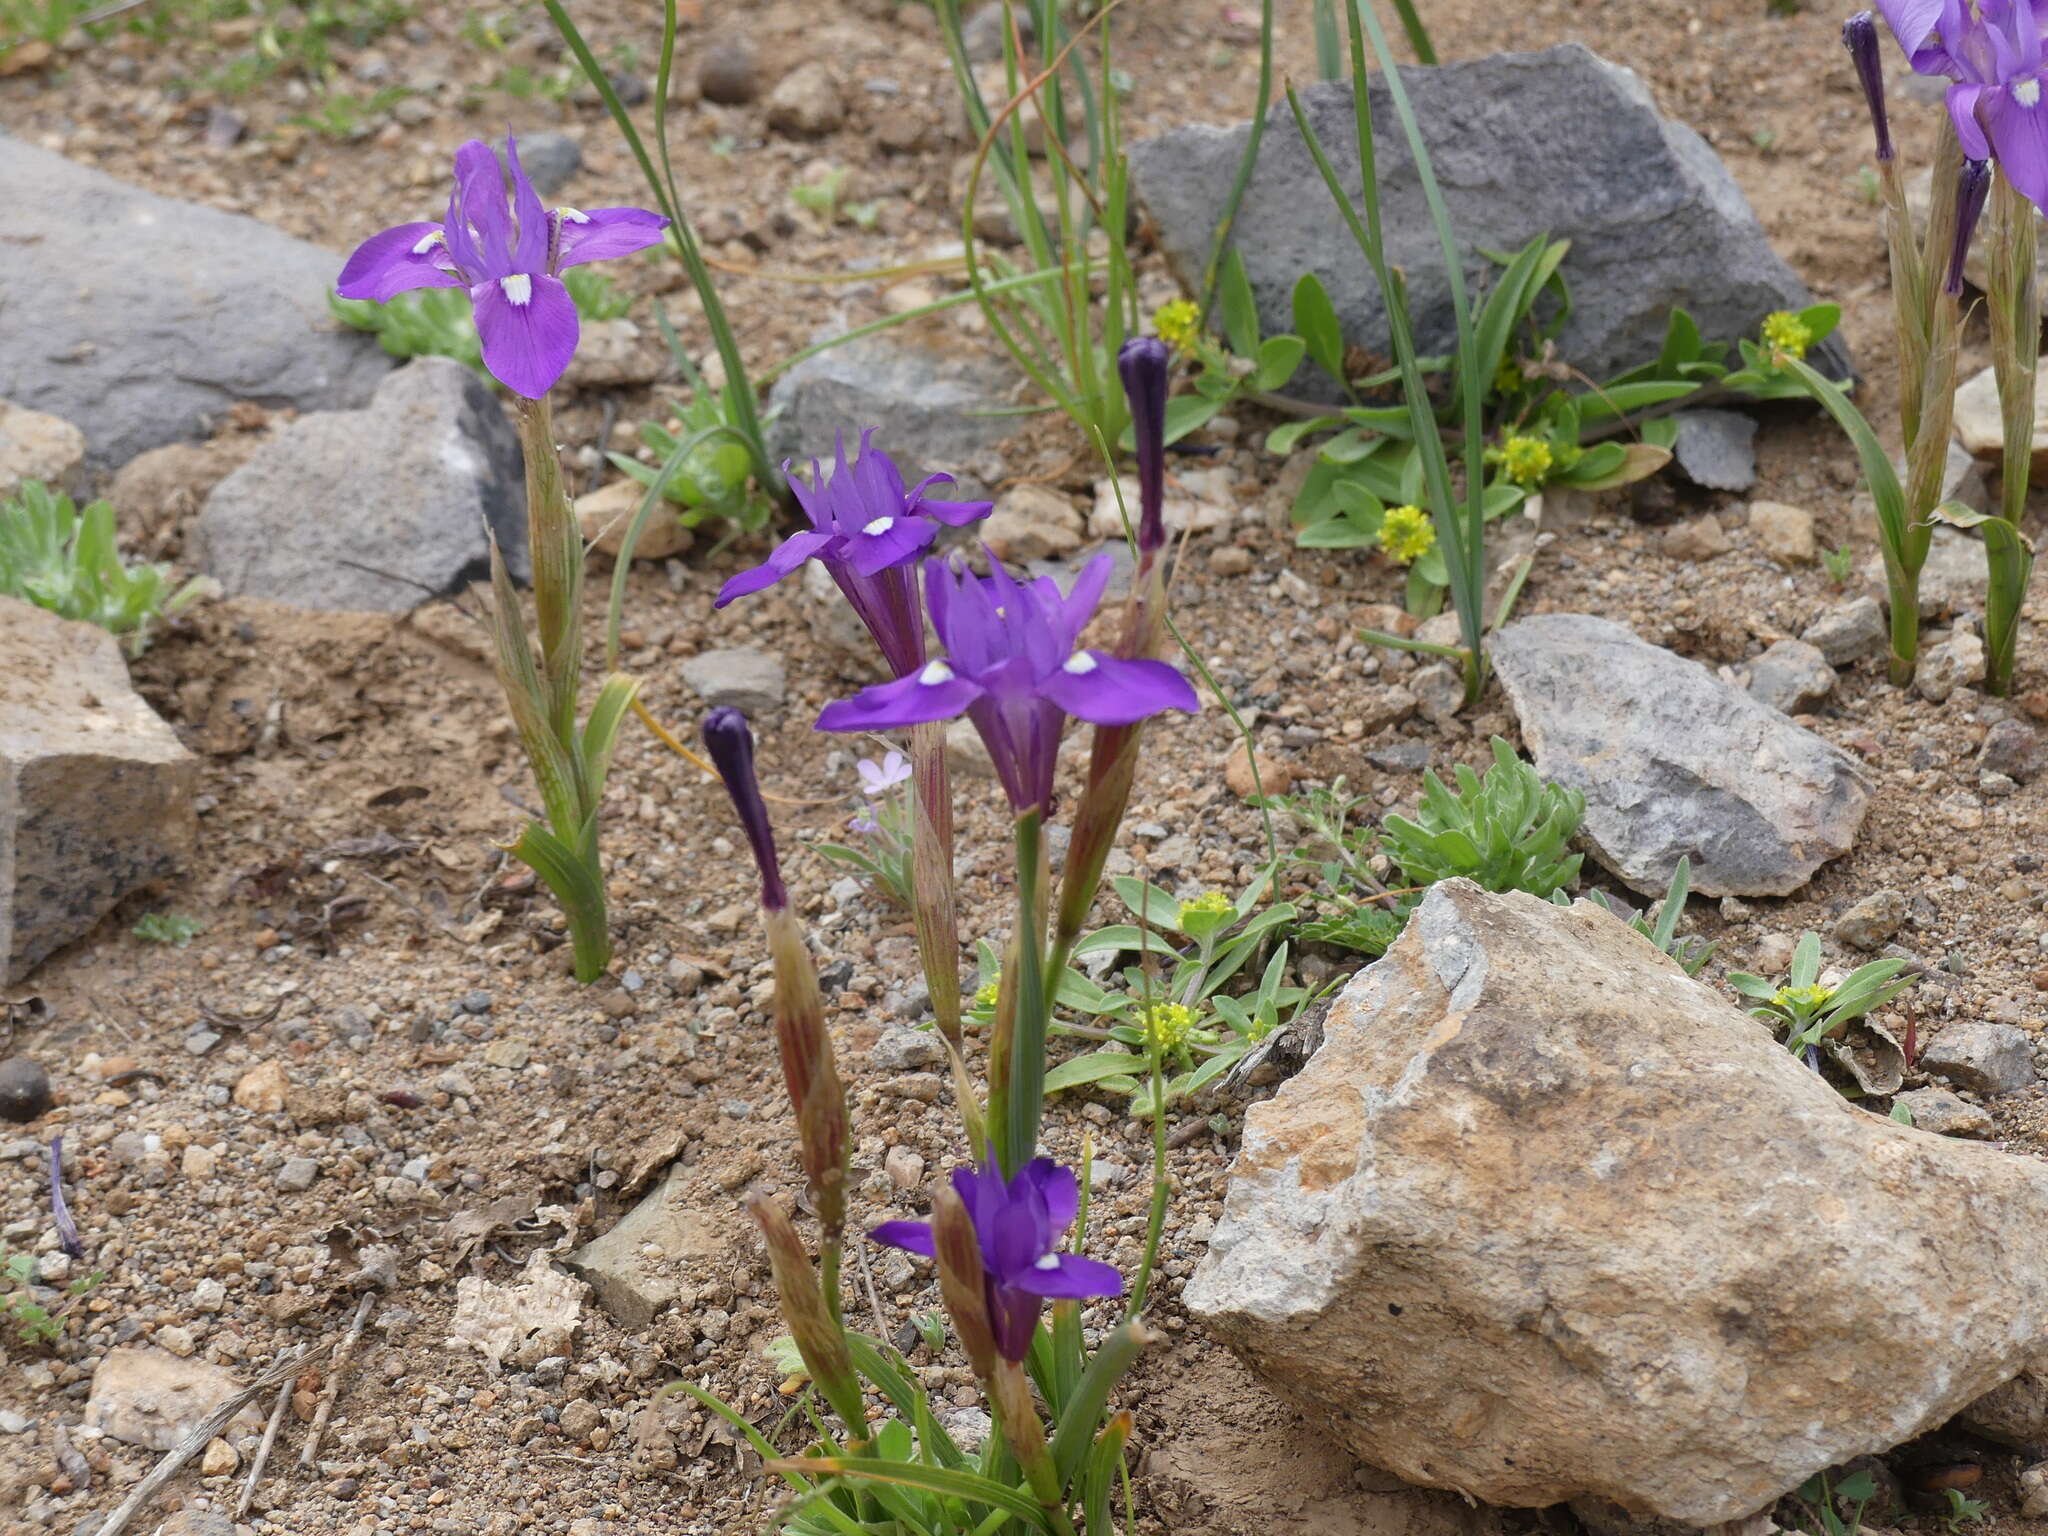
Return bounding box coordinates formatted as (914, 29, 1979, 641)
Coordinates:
(0, 400, 85, 498)
(1, 597, 195, 981)
(1953, 360, 2048, 475)
(84, 1347, 261, 1451)
(1188, 881, 2048, 1525)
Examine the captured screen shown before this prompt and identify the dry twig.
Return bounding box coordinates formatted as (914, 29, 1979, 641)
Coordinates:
(234, 1373, 295, 1519)
(300, 1293, 376, 1468)
(84, 1340, 331, 1536)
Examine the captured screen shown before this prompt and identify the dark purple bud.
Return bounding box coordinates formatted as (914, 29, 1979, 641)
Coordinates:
(702, 707, 786, 911)
(1118, 337, 1170, 557)
(1949, 157, 1993, 295)
(1843, 12, 1894, 163)
(49, 1137, 80, 1260)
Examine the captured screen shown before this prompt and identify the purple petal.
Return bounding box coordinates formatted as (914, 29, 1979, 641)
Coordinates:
(1878, 0, 1947, 53)
(869, 1219, 936, 1257)
(842, 513, 940, 577)
(453, 139, 516, 276)
(471, 273, 579, 398)
(906, 472, 994, 527)
(1055, 552, 1114, 647)
(555, 206, 671, 269)
(1985, 76, 2048, 210)
(714, 530, 837, 607)
(336, 222, 463, 302)
(1007, 1252, 1124, 1301)
(1042, 651, 1198, 726)
(1019, 1158, 1079, 1237)
(1950, 79, 1995, 158)
(506, 137, 551, 275)
(815, 662, 985, 733)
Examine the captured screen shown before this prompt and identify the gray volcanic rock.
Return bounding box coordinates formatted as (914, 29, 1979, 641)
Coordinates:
(1189, 882, 2048, 1524)
(0, 136, 392, 470)
(197, 359, 527, 612)
(1489, 614, 1868, 897)
(1129, 46, 1851, 392)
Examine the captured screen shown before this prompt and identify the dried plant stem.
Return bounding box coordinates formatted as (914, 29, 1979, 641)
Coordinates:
(300, 1293, 376, 1469)
(235, 1373, 295, 1520)
(88, 1341, 330, 1536)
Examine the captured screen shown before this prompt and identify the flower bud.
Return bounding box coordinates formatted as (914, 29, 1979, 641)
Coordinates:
(701, 707, 785, 911)
(1843, 12, 1893, 164)
(1117, 337, 1170, 559)
(931, 1183, 999, 1380)
(1949, 157, 1993, 296)
(49, 1137, 80, 1260)
(765, 904, 848, 1238)
(748, 1194, 865, 1434)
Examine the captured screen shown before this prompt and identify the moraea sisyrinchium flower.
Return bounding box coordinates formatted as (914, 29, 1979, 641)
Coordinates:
(336, 138, 669, 398)
(873, 1158, 1122, 1362)
(715, 429, 991, 678)
(814, 553, 1199, 815)
(1877, 0, 2048, 210)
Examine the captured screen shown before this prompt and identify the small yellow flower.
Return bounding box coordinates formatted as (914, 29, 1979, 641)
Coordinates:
(1141, 1001, 1198, 1052)
(1377, 503, 1435, 564)
(973, 979, 1000, 1012)
(1494, 435, 1554, 489)
(1772, 982, 1834, 1012)
(1153, 299, 1201, 355)
(1493, 354, 1526, 395)
(1178, 891, 1231, 924)
(1762, 310, 1813, 361)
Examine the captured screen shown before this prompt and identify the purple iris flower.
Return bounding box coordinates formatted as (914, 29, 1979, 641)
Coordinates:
(1878, 0, 2048, 209)
(873, 1158, 1122, 1361)
(336, 138, 669, 399)
(715, 430, 992, 678)
(813, 552, 1199, 815)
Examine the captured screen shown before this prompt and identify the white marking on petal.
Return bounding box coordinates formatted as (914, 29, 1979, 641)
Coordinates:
(557, 207, 591, 224)
(862, 516, 895, 536)
(412, 230, 444, 255)
(2019, 76, 2044, 108)
(1062, 651, 1100, 675)
(919, 660, 956, 686)
(1034, 1254, 1061, 1271)
(500, 273, 533, 307)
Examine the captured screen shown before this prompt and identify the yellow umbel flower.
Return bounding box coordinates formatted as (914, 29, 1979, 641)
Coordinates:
(1153, 299, 1200, 355)
(1141, 1000, 1198, 1052)
(1772, 982, 1833, 1012)
(1494, 434, 1554, 489)
(1762, 310, 1813, 361)
(973, 979, 1000, 1012)
(1178, 891, 1231, 925)
(1377, 504, 1435, 564)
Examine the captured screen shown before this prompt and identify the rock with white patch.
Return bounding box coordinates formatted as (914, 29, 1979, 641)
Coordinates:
(196, 358, 527, 611)
(1189, 881, 2048, 1524)
(84, 1348, 262, 1451)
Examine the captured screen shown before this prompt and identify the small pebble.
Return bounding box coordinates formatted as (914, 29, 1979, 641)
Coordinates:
(0, 1057, 52, 1124)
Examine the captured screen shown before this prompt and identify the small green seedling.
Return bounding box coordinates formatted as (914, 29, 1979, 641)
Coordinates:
(1822, 544, 1856, 584)
(1789, 1468, 1877, 1536)
(133, 912, 204, 947)
(790, 166, 879, 230)
(2, 1251, 100, 1347)
(0, 482, 206, 653)
(1568, 856, 1716, 976)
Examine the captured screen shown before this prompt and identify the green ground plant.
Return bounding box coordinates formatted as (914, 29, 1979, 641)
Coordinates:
(2, 1252, 99, 1348)
(133, 912, 205, 946)
(0, 482, 206, 653)
(1728, 931, 1916, 1070)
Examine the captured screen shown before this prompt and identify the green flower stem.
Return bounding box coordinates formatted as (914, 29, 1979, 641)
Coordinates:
(1126, 1046, 1171, 1317)
(489, 394, 631, 985)
(998, 809, 1052, 1175)
(1985, 169, 2039, 696)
